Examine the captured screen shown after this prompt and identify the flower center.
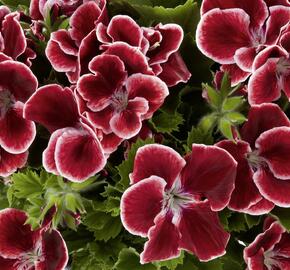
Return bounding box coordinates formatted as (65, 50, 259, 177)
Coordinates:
(251, 28, 266, 47)
(277, 57, 290, 76)
(0, 89, 14, 119)
(111, 89, 128, 113)
(14, 242, 45, 270)
(246, 150, 267, 170)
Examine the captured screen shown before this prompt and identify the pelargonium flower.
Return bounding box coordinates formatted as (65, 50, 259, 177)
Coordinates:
(244, 217, 290, 270)
(248, 45, 289, 104)
(0, 59, 37, 155)
(121, 144, 237, 263)
(24, 84, 107, 182)
(217, 103, 290, 213)
(0, 208, 68, 270)
(45, 0, 107, 83)
(77, 54, 169, 139)
(196, 0, 290, 75)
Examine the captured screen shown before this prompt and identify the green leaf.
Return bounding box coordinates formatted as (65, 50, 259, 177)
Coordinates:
(225, 112, 247, 125)
(218, 118, 234, 140)
(114, 248, 157, 270)
(202, 83, 221, 108)
(150, 111, 184, 133)
(244, 214, 261, 229)
(271, 207, 290, 231)
(220, 72, 231, 98)
(0, 0, 30, 8)
(117, 138, 154, 190)
(156, 252, 184, 270)
(222, 96, 245, 112)
(187, 126, 214, 148)
(198, 113, 217, 132)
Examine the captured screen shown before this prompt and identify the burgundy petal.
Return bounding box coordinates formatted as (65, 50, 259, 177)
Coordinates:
(2, 12, 26, 59)
(96, 23, 110, 44)
(126, 74, 169, 119)
(256, 127, 290, 180)
(283, 74, 290, 99)
(0, 61, 38, 102)
(248, 59, 280, 105)
(196, 8, 252, 64)
(105, 42, 152, 75)
(178, 201, 230, 261)
(55, 126, 106, 182)
(158, 52, 191, 87)
(107, 15, 142, 47)
(120, 176, 165, 237)
(220, 64, 251, 86)
(280, 32, 290, 52)
(24, 85, 79, 133)
(0, 102, 36, 154)
(148, 24, 183, 65)
(37, 230, 68, 270)
(234, 46, 257, 72)
(264, 0, 290, 6)
(69, 1, 102, 45)
(42, 129, 64, 175)
(130, 144, 186, 189)
(100, 132, 123, 154)
(110, 97, 149, 139)
(29, 0, 42, 20)
(254, 168, 290, 207)
(244, 198, 275, 215)
(0, 208, 39, 258)
(216, 140, 261, 212)
(181, 144, 237, 211)
(241, 103, 290, 148)
(140, 211, 180, 264)
(87, 106, 114, 134)
(201, 0, 268, 29)
(0, 147, 28, 177)
(265, 6, 290, 45)
(0, 256, 17, 270)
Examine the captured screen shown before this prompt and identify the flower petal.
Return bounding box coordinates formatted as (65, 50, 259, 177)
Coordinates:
(220, 64, 251, 86)
(196, 8, 252, 64)
(0, 256, 17, 270)
(234, 46, 257, 72)
(100, 132, 123, 154)
(0, 102, 36, 154)
(130, 144, 186, 189)
(140, 211, 181, 264)
(216, 140, 261, 212)
(107, 15, 142, 47)
(244, 198, 274, 215)
(24, 85, 79, 133)
(178, 201, 230, 261)
(256, 127, 290, 180)
(158, 52, 191, 87)
(181, 144, 237, 211)
(87, 106, 114, 134)
(0, 208, 39, 259)
(248, 59, 280, 105)
(254, 168, 290, 207)
(37, 230, 68, 270)
(126, 74, 169, 119)
(241, 103, 290, 148)
(55, 127, 106, 182)
(0, 148, 28, 177)
(120, 176, 166, 237)
(110, 97, 149, 139)
(201, 0, 268, 29)
(2, 12, 26, 59)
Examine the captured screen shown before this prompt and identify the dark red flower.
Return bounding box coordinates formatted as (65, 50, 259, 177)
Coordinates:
(121, 144, 237, 263)
(0, 208, 68, 270)
(217, 103, 290, 213)
(24, 84, 107, 182)
(244, 218, 290, 270)
(77, 54, 169, 139)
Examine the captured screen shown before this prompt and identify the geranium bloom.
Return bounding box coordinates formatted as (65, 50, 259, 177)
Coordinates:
(244, 218, 290, 269)
(24, 84, 107, 182)
(45, 0, 107, 83)
(0, 208, 68, 270)
(217, 103, 290, 213)
(121, 144, 237, 263)
(196, 0, 290, 75)
(77, 54, 169, 139)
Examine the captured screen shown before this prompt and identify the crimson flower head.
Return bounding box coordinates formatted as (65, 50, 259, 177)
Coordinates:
(244, 217, 290, 269)
(120, 144, 237, 263)
(217, 103, 290, 213)
(0, 208, 68, 270)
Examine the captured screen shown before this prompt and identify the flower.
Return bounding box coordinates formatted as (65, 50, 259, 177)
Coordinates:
(120, 144, 237, 263)
(0, 208, 68, 270)
(24, 84, 107, 182)
(77, 54, 169, 139)
(196, 0, 290, 75)
(217, 103, 290, 213)
(244, 217, 290, 270)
